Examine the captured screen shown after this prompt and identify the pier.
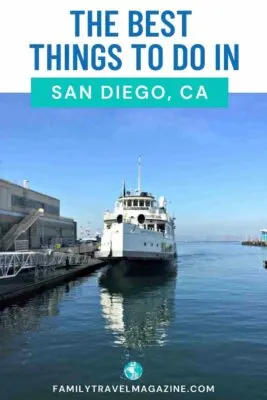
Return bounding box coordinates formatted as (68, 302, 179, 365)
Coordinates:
(0, 178, 106, 307)
(241, 240, 267, 247)
(0, 250, 105, 307)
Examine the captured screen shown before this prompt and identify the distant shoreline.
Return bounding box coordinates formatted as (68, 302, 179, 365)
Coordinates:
(176, 240, 240, 243)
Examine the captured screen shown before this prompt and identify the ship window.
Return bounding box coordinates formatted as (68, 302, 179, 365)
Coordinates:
(157, 224, 165, 232)
(140, 200, 144, 207)
(124, 201, 127, 206)
(147, 224, 154, 230)
(144, 242, 146, 246)
(127, 200, 132, 207)
(145, 200, 150, 207)
(151, 243, 153, 246)
(133, 200, 138, 206)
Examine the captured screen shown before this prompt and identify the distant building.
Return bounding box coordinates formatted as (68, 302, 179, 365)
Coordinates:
(260, 229, 267, 242)
(0, 178, 77, 251)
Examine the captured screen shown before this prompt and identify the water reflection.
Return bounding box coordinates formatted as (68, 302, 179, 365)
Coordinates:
(0, 277, 88, 356)
(98, 262, 177, 350)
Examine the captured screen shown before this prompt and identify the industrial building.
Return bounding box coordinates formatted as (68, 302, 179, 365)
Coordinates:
(0, 179, 77, 251)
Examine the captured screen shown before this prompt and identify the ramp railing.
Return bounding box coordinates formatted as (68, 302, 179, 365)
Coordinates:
(0, 251, 90, 279)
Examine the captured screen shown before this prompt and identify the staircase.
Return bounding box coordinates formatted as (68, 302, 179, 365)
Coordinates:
(2, 208, 44, 251)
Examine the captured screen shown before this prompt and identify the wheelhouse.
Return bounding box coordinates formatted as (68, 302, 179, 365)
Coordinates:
(119, 191, 155, 210)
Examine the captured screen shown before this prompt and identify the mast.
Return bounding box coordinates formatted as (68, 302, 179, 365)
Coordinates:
(138, 156, 141, 192)
(122, 179, 126, 196)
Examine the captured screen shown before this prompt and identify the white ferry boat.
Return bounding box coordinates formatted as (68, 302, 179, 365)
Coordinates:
(99, 160, 177, 262)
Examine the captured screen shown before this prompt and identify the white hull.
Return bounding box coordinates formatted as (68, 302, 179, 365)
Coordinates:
(99, 222, 176, 262)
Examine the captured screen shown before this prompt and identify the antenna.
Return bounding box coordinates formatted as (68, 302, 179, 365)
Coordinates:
(122, 178, 126, 196)
(138, 156, 141, 192)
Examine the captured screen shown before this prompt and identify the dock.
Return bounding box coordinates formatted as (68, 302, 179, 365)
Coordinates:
(0, 253, 105, 307)
(241, 240, 267, 247)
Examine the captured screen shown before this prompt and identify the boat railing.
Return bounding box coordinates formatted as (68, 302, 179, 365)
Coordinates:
(103, 213, 172, 224)
(123, 206, 150, 210)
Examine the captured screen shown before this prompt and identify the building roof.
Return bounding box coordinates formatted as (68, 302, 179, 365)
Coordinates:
(0, 178, 59, 201)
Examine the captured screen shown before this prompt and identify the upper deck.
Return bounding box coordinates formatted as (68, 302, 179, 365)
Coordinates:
(117, 190, 165, 211)
(104, 189, 172, 224)
(102, 160, 175, 233)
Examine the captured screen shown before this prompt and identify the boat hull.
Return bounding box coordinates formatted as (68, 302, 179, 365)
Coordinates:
(99, 222, 176, 262)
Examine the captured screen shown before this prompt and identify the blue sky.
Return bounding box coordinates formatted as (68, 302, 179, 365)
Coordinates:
(1, 94, 267, 239)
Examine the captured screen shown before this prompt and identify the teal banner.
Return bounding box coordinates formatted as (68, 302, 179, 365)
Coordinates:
(31, 78, 228, 108)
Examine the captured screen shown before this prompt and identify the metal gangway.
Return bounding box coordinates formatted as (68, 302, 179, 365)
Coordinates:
(0, 251, 91, 279)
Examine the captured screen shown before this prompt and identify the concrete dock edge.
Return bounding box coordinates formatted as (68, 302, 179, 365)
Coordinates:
(0, 259, 106, 307)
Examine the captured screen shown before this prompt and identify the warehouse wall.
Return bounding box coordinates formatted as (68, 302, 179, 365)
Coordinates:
(29, 219, 76, 248)
(0, 179, 76, 250)
(0, 179, 59, 215)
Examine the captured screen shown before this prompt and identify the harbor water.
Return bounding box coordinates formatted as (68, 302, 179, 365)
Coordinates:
(1, 242, 267, 399)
